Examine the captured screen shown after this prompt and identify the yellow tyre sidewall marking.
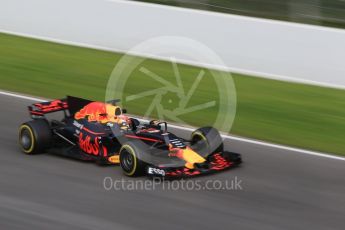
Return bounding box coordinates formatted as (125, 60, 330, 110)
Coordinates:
(19, 125, 35, 154)
(120, 145, 137, 176)
(192, 131, 209, 147)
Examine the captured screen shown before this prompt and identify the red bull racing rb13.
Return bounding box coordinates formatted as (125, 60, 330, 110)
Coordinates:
(18, 96, 242, 178)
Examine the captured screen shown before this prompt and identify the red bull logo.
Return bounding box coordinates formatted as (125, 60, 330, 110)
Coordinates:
(79, 133, 100, 156)
(78, 133, 108, 157)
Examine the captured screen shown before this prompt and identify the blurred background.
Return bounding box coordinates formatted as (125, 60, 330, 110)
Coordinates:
(1, 0, 345, 155)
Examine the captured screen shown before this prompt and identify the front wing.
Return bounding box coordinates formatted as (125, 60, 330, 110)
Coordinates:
(146, 152, 242, 178)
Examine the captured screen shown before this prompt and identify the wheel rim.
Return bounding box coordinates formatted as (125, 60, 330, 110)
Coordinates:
(121, 149, 134, 172)
(21, 129, 32, 150)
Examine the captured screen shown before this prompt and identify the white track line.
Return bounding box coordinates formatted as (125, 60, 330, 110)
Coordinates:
(0, 91, 46, 102)
(1, 90, 344, 161)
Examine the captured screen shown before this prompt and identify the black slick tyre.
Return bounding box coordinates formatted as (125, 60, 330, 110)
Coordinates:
(191, 127, 223, 157)
(19, 119, 52, 154)
(119, 141, 146, 177)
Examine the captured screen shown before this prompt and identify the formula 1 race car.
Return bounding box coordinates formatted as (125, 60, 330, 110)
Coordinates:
(18, 96, 242, 178)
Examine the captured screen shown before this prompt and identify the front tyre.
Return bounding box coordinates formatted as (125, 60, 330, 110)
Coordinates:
(19, 119, 52, 154)
(191, 127, 223, 157)
(119, 141, 146, 177)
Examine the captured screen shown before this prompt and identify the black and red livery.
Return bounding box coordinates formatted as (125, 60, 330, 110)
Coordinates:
(18, 96, 242, 178)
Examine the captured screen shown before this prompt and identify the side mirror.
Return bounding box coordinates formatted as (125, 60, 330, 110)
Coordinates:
(122, 109, 127, 114)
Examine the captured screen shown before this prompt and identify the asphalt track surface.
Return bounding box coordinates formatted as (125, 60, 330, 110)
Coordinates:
(0, 94, 344, 230)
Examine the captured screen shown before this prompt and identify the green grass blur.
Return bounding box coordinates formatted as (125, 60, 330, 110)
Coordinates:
(1, 32, 345, 156)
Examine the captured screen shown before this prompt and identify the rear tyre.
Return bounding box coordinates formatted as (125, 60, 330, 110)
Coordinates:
(119, 141, 146, 177)
(19, 119, 52, 154)
(191, 127, 223, 157)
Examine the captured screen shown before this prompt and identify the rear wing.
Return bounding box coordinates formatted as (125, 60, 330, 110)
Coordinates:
(28, 99, 69, 118)
(28, 96, 94, 118)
